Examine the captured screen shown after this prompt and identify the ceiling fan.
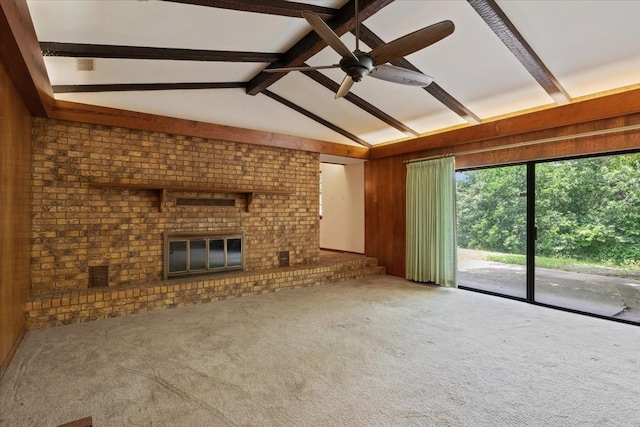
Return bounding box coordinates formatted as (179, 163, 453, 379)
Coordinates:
(265, 0, 455, 99)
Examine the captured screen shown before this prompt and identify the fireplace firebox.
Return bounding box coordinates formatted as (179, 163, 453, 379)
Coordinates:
(164, 231, 244, 279)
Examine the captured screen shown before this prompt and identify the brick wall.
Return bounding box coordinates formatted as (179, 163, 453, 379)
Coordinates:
(31, 118, 319, 292)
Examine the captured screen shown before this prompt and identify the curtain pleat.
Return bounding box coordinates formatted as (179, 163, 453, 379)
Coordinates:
(406, 157, 457, 287)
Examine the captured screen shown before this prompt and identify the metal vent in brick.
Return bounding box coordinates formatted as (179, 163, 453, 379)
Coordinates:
(176, 198, 235, 207)
(278, 251, 290, 267)
(76, 58, 95, 71)
(89, 265, 109, 288)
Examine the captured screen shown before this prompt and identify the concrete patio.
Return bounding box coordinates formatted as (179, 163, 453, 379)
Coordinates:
(458, 259, 640, 323)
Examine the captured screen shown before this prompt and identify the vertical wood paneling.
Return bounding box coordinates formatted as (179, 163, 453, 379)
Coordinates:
(365, 156, 407, 277)
(0, 60, 32, 376)
(391, 156, 408, 277)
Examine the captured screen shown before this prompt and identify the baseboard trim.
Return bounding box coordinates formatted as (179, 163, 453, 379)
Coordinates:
(0, 325, 26, 381)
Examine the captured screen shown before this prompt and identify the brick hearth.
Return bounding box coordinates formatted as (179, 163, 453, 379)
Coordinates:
(25, 253, 384, 330)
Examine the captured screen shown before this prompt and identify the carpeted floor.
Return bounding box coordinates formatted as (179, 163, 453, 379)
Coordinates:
(1, 275, 639, 426)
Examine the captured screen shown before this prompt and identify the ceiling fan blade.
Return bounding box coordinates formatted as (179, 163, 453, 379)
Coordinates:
(369, 20, 455, 66)
(335, 75, 354, 99)
(264, 64, 340, 73)
(302, 11, 357, 60)
(369, 64, 433, 87)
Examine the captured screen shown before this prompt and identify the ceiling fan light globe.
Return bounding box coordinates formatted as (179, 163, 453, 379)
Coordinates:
(351, 67, 369, 82)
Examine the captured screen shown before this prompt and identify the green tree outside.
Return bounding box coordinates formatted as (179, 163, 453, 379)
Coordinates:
(456, 153, 640, 268)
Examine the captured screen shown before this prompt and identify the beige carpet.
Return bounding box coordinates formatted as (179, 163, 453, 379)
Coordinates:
(1, 275, 639, 426)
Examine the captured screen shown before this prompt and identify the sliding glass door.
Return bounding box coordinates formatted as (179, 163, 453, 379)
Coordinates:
(457, 152, 640, 324)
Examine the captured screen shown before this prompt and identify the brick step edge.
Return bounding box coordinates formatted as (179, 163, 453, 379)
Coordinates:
(25, 261, 385, 330)
(331, 266, 386, 282)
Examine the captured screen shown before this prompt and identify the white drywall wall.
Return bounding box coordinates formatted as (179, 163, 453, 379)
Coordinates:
(319, 162, 365, 253)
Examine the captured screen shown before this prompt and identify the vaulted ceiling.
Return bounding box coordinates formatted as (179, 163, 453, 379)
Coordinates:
(23, 0, 640, 151)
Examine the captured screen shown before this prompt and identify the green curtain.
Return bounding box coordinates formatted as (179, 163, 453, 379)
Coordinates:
(406, 157, 457, 287)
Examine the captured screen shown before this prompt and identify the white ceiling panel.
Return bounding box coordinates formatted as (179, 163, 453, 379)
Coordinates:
(55, 89, 355, 145)
(44, 57, 266, 85)
(28, 0, 311, 52)
(270, 72, 406, 145)
(497, 0, 640, 98)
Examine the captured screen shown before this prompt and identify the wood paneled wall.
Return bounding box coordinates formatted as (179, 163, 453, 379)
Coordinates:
(365, 113, 640, 277)
(365, 156, 407, 277)
(0, 60, 32, 376)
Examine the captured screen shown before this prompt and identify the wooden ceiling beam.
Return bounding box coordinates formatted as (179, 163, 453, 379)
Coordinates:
(49, 99, 369, 158)
(355, 24, 481, 125)
(52, 82, 246, 93)
(301, 67, 419, 137)
(40, 42, 281, 62)
(0, 0, 53, 116)
(161, 0, 338, 20)
(245, 0, 395, 96)
(468, 0, 571, 105)
(263, 90, 372, 148)
(369, 87, 640, 159)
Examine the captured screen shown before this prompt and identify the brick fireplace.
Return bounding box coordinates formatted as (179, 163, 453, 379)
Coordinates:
(30, 118, 320, 292)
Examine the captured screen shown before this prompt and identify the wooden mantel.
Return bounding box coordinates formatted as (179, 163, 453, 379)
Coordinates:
(88, 182, 293, 213)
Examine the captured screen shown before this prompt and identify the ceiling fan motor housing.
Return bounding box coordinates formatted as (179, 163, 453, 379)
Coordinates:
(339, 51, 373, 82)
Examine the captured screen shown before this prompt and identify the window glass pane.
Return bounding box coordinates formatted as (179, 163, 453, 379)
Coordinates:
(535, 155, 640, 322)
(169, 241, 187, 273)
(456, 165, 527, 299)
(227, 238, 242, 267)
(190, 239, 207, 271)
(209, 239, 225, 268)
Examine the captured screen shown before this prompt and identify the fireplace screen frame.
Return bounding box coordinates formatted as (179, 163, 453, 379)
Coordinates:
(163, 231, 244, 280)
